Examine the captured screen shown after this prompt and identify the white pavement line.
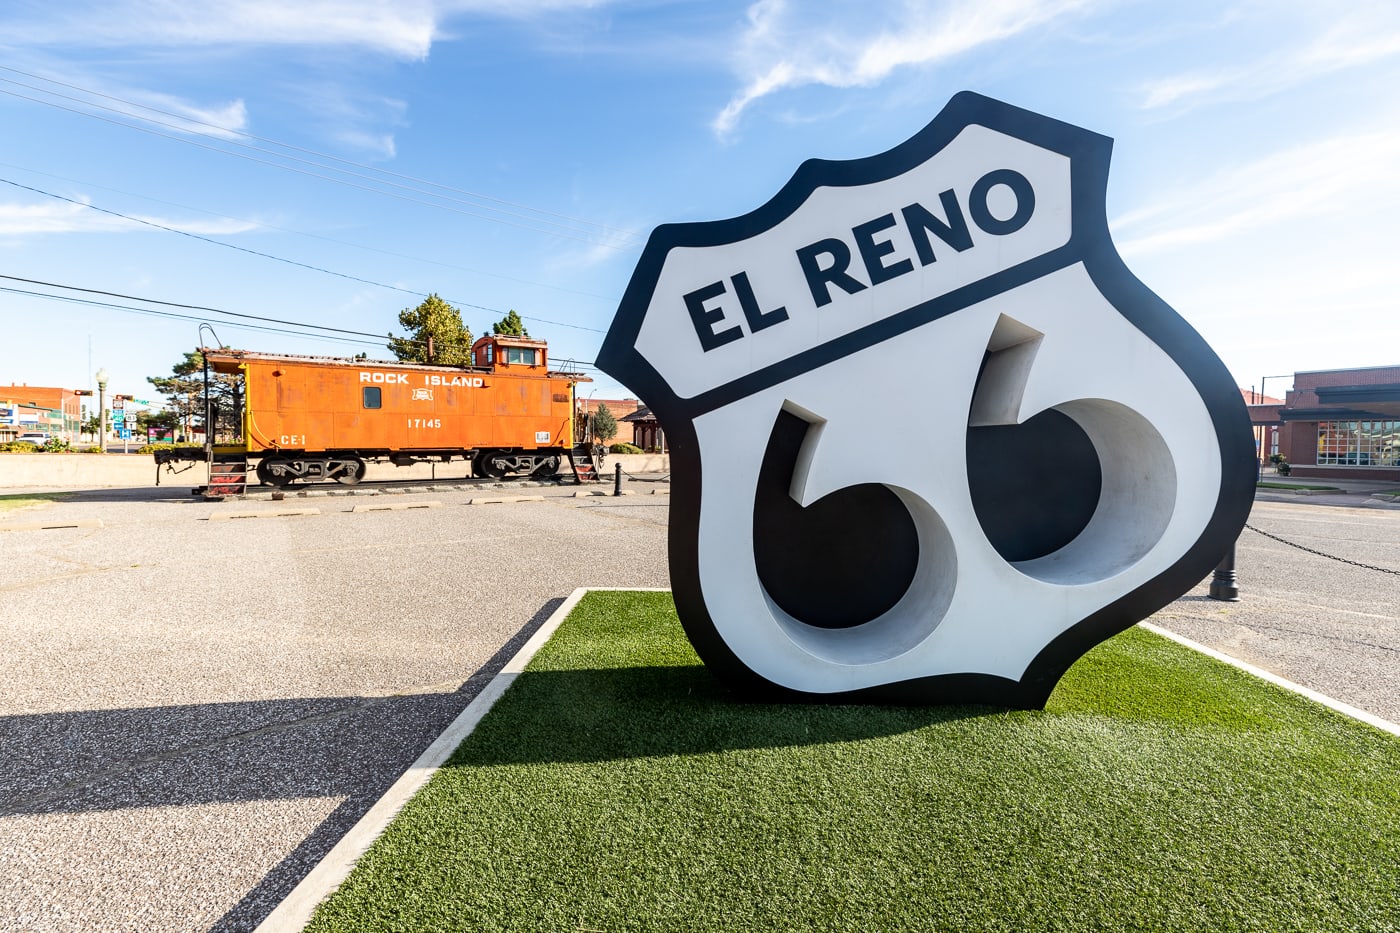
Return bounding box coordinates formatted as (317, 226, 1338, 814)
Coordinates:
(467, 495, 546, 505)
(253, 586, 598, 933)
(650, 488, 671, 496)
(0, 519, 103, 532)
(572, 489, 608, 497)
(350, 501, 443, 512)
(208, 509, 320, 522)
(1140, 622, 1400, 738)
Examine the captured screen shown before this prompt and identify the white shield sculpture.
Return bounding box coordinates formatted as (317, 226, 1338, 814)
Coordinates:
(598, 92, 1255, 707)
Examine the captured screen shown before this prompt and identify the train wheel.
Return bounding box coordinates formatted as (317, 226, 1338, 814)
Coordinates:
(335, 457, 366, 485)
(257, 458, 293, 487)
(530, 456, 560, 477)
(474, 449, 509, 479)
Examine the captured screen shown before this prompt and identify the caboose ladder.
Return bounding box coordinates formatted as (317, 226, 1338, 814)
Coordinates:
(205, 453, 249, 498)
(567, 444, 598, 484)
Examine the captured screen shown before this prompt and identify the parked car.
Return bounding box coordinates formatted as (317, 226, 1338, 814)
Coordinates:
(14, 432, 53, 447)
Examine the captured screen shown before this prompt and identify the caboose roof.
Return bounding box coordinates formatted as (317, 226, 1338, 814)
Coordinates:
(476, 334, 547, 348)
(198, 346, 590, 380)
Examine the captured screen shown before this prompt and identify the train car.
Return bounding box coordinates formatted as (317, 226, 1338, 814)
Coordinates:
(174, 334, 590, 487)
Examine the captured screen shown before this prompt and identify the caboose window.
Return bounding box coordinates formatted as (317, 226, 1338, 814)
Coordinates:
(362, 387, 382, 409)
(504, 347, 537, 365)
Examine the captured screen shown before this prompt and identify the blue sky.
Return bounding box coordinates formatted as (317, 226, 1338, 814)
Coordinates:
(1, 0, 1397, 408)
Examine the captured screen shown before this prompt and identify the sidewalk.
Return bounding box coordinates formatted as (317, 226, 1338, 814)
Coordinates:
(1252, 473, 1400, 509)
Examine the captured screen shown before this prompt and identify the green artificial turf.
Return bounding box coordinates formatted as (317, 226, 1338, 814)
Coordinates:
(305, 591, 1400, 933)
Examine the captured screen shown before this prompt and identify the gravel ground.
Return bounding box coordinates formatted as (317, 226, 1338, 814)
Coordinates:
(1, 481, 1396, 932)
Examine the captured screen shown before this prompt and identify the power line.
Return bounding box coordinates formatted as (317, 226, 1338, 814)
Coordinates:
(0, 273, 403, 341)
(0, 177, 608, 334)
(0, 274, 609, 373)
(0, 284, 389, 350)
(0, 82, 630, 249)
(0, 64, 647, 247)
(0, 76, 646, 250)
(0, 158, 619, 305)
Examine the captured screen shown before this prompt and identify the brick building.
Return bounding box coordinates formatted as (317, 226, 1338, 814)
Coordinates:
(575, 397, 642, 445)
(0, 385, 83, 442)
(1249, 365, 1400, 481)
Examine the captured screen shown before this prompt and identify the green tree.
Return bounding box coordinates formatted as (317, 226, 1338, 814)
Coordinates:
(147, 350, 241, 441)
(388, 294, 474, 365)
(592, 402, 618, 445)
(491, 309, 529, 337)
(136, 409, 180, 436)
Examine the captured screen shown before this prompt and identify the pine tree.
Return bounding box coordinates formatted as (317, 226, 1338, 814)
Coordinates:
(592, 402, 618, 444)
(491, 309, 529, 337)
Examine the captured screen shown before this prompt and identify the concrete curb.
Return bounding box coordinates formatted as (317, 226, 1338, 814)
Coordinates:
(208, 509, 320, 522)
(0, 518, 103, 532)
(350, 501, 443, 512)
(467, 495, 545, 506)
(250, 587, 670, 933)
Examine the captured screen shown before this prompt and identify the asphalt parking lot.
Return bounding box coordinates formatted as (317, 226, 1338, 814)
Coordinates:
(1, 480, 671, 932)
(1, 481, 1397, 932)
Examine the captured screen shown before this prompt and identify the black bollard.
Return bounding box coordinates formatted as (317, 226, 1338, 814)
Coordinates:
(614, 462, 623, 497)
(1207, 543, 1240, 601)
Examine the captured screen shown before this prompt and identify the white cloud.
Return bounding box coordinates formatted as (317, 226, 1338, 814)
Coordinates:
(5, 1, 438, 59)
(1112, 130, 1400, 256)
(128, 91, 250, 139)
(2, 0, 611, 60)
(1138, 5, 1400, 111)
(713, 0, 1098, 136)
(0, 199, 259, 237)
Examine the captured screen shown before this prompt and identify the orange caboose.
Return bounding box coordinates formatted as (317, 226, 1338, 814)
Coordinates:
(201, 334, 590, 486)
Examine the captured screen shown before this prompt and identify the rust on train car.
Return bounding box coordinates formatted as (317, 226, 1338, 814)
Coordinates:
(197, 334, 590, 486)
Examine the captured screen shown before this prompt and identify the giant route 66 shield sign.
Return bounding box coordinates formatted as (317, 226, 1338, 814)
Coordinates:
(597, 92, 1256, 707)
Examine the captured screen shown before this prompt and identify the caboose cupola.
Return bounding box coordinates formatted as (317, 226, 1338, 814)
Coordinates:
(473, 334, 548, 371)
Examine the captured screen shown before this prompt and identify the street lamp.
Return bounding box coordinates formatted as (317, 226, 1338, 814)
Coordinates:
(96, 367, 109, 453)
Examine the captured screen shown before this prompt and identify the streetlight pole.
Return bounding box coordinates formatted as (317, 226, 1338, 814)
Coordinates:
(95, 367, 109, 453)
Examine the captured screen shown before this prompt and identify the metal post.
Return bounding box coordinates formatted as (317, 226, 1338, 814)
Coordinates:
(1207, 543, 1240, 601)
(614, 461, 622, 497)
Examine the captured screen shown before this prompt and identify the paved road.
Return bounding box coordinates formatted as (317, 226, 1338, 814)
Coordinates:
(1153, 496, 1400, 724)
(0, 482, 671, 932)
(1, 484, 1396, 932)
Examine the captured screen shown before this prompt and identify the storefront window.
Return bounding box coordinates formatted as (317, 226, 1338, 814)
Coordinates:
(1317, 420, 1400, 466)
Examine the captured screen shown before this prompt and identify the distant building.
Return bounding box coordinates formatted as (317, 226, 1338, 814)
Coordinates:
(1248, 365, 1400, 480)
(620, 405, 663, 451)
(576, 397, 642, 444)
(0, 385, 83, 442)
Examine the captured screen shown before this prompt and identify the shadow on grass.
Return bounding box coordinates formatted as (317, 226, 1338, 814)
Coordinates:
(447, 664, 1004, 769)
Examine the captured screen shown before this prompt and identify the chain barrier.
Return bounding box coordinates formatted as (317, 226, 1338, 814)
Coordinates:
(617, 468, 669, 483)
(1244, 522, 1400, 577)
